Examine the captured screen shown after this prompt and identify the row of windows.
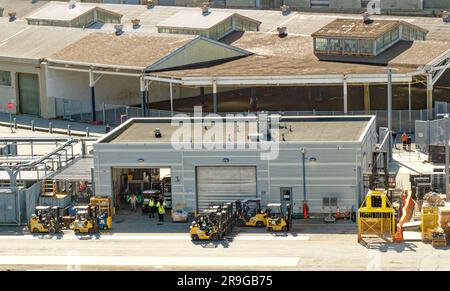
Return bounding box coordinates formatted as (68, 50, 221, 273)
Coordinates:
(0, 71, 11, 86)
(158, 28, 209, 37)
(376, 27, 399, 52)
(314, 38, 374, 55)
(235, 17, 259, 32)
(402, 25, 426, 41)
(209, 17, 233, 40)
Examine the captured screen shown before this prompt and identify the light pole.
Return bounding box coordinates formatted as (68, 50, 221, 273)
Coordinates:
(301, 148, 308, 218)
(445, 115, 449, 197)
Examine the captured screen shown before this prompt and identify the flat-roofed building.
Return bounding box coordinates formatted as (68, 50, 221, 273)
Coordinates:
(94, 115, 377, 214)
(311, 18, 429, 58)
(157, 9, 261, 40)
(25, 1, 122, 28)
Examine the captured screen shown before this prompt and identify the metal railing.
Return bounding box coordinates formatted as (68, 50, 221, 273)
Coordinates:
(55, 98, 175, 126)
(55, 98, 430, 132)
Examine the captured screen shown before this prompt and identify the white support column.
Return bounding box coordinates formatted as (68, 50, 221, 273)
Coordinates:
(140, 76, 146, 117)
(427, 73, 433, 120)
(212, 80, 218, 113)
(408, 82, 412, 132)
(170, 82, 174, 116)
(343, 77, 348, 114)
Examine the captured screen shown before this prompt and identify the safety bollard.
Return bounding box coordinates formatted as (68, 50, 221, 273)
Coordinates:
(67, 125, 71, 136)
(13, 118, 17, 130)
(49, 122, 53, 134)
(86, 127, 90, 137)
(31, 120, 35, 132)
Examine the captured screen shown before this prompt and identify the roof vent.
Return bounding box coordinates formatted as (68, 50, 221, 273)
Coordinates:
(68, 0, 77, 10)
(363, 12, 373, 24)
(114, 24, 124, 36)
(280, 5, 290, 15)
(277, 26, 288, 37)
(443, 11, 450, 23)
(131, 18, 141, 28)
(146, 0, 155, 9)
(201, 2, 211, 15)
(154, 128, 162, 138)
(8, 11, 16, 22)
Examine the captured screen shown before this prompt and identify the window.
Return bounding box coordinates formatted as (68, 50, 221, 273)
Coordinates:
(329, 39, 343, 54)
(391, 27, 399, 42)
(0, 71, 11, 86)
(323, 197, 338, 208)
(344, 39, 358, 55)
(359, 39, 373, 55)
(315, 38, 328, 52)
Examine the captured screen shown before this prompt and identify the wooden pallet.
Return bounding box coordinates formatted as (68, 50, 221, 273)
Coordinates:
(431, 238, 448, 248)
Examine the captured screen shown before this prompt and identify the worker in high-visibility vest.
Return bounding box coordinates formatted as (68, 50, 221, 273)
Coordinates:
(148, 197, 156, 219)
(156, 200, 166, 224)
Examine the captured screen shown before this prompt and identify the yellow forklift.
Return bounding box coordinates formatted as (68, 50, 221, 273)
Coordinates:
(236, 199, 267, 227)
(29, 206, 62, 234)
(71, 205, 99, 234)
(190, 209, 223, 241)
(90, 197, 113, 230)
(266, 203, 292, 232)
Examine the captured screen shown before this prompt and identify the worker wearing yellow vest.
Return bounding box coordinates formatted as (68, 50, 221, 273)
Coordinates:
(148, 197, 156, 219)
(156, 199, 166, 224)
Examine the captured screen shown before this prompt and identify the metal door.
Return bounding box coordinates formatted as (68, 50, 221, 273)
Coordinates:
(0, 191, 18, 225)
(280, 187, 292, 211)
(18, 73, 40, 116)
(196, 166, 257, 211)
(435, 101, 448, 118)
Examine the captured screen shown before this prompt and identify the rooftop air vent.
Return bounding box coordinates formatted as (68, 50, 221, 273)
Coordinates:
(68, 0, 77, 10)
(201, 2, 211, 15)
(114, 24, 124, 35)
(280, 5, 290, 15)
(443, 11, 450, 23)
(154, 128, 162, 138)
(8, 11, 16, 22)
(277, 26, 288, 37)
(363, 12, 373, 24)
(131, 18, 140, 28)
(146, 0, 155, 9)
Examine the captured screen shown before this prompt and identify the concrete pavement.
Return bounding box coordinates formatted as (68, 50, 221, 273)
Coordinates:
(0, 222, 448, 271)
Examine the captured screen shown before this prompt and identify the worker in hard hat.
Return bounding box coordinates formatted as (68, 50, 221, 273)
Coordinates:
(156, 199, 166, 225)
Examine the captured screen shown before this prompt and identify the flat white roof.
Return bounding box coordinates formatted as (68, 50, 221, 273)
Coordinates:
(157, 10, 258, 30)
(26, 2, 96, 21)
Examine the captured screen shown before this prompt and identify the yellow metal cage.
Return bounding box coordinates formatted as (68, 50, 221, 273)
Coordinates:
(358, 189, 396, 243)
(421, 207, 438, 242)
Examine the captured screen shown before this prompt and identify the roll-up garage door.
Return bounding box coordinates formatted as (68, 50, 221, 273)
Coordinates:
(196, 166, 257, 211)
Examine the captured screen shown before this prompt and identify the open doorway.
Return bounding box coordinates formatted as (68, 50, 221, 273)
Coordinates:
(111, 167, 171, 213)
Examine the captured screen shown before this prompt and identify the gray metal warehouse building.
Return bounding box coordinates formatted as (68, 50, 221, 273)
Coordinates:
(93, 114, 377, 214)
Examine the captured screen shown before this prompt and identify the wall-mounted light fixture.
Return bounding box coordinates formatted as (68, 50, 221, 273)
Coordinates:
(137, 158, 145, 163)
(222, 158, 230, 163)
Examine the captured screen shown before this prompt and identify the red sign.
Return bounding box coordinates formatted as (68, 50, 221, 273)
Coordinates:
(7, 102, 14, 110)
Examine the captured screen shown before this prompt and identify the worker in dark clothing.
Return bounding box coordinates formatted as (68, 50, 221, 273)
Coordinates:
(392, 131, 398, 149)
(407, 135, 412, 151)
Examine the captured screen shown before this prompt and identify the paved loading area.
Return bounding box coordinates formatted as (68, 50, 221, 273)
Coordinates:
(0, 218, 448, 271)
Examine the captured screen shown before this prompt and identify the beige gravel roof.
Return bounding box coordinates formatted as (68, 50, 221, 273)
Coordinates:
(50, 32, 194, 69)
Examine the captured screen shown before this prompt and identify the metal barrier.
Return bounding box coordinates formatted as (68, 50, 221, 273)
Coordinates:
(55, 98, 430, 131)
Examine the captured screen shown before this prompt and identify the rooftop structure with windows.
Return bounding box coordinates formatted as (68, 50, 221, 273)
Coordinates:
(311, 17, 429, 59)
(25, 1, 122, 28)
(156, 8, 261, 41)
